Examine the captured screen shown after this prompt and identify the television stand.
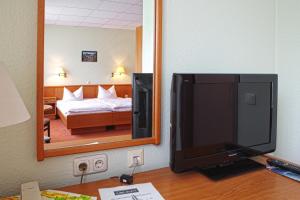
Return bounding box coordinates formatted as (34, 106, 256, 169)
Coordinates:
(198, 159, 265, 180)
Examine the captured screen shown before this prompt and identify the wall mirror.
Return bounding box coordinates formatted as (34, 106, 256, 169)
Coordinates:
(37, 0, 162, 160)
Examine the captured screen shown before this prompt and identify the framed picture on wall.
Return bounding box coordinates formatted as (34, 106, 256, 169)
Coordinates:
(82, 51, 97, 62)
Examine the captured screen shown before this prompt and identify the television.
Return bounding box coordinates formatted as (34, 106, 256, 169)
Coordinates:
(170, 74, 278, 173)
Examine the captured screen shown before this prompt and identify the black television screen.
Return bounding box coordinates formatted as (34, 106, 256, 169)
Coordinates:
(170, 74, 277, 173)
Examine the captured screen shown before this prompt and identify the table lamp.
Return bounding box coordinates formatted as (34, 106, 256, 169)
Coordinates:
(0, 66, 30, 128)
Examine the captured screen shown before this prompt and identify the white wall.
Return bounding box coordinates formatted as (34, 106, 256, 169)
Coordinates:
(164, 0, 275, 73)
(44, 25, 135, 86)
(273, 0, 300, 165)
(142, 0, 155, 73)
(0, 0, 277, 196)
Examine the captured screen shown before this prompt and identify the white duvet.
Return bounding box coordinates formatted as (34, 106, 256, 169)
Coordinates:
(101, 98, 132, 111)
(57, 98, 132, 116)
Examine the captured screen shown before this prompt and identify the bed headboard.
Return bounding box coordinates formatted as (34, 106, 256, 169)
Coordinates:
(44, 84, 132, 100)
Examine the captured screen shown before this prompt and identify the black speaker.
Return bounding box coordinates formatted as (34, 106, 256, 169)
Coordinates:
(132, 73, 153, 139)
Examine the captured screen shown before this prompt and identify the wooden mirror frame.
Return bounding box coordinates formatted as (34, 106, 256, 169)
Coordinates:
(36, 0, 162, 161)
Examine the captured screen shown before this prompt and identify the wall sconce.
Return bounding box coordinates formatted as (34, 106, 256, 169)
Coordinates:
(58, 67, 67, 78)
(112, 66, 126, 77)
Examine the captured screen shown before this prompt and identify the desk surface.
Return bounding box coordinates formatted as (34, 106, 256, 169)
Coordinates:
(59, 167, 300, 200)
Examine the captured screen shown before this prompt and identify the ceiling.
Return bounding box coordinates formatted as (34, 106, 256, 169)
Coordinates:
(45, 0, 143, 30)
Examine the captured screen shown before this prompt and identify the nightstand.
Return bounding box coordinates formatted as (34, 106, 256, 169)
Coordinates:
(43, 97, 56, 119)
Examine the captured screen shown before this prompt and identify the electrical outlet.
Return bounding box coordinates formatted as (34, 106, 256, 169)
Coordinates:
(92, 154, 107, 172)
(73, 154, 108, 176)
(128, 149, 144, 168)
(74, 158, 90, 176)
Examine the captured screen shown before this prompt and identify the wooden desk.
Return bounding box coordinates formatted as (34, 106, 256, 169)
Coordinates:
(59, 167, 300, 200)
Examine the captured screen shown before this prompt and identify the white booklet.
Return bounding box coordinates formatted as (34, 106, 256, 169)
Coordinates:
(99, 183, 165, 200)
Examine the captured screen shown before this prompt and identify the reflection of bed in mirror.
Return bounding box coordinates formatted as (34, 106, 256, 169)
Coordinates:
(44, 84, 132, 135)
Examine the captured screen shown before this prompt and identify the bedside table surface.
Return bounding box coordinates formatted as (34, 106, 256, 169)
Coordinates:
(44, 97, 57, 103)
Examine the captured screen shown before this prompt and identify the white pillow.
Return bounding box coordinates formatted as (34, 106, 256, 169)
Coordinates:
(98, 86, 117, 99)
(108, 85, 117, 98)
(63, 87, 83, 101)
(73, 86, 83, 100)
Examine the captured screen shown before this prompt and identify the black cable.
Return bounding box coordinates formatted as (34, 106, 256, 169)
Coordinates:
(80, 169, 86, 184)
(79, 163, 88, 184)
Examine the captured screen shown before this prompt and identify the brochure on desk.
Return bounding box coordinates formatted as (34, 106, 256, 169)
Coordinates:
(0, 190, 97, 200)
(99, 183, 165, 200)
(267, 165, 300, 182)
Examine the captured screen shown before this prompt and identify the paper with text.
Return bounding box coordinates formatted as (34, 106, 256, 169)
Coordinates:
(99, 183, 165, 200)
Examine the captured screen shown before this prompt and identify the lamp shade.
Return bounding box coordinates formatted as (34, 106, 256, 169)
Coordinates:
(0, 66, 30, 128)
(116, 66, 125, 74)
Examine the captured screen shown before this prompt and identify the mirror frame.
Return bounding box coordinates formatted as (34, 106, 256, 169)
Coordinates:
(36, 0, 162, 161)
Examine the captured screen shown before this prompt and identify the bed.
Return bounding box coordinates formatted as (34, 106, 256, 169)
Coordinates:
(44, 84, 132, 135)
(56, 98, 132, 134)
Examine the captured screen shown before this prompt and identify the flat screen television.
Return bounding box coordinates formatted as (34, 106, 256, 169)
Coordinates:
(170, 74, 278, 173)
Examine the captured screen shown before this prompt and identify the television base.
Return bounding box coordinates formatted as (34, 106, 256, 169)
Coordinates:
(198, 159, 265, 180)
